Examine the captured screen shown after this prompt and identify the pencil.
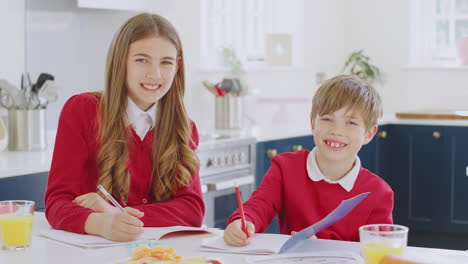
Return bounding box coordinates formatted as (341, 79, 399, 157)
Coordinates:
(235, 186, 249, 238)
(97, 184, 125, 212)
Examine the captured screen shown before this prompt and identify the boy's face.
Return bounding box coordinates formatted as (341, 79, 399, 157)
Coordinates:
(310, 106, 378, 165)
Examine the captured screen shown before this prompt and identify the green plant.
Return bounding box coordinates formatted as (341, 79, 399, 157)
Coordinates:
(221, 46, 245, 77)
(342, 50, 381, 84)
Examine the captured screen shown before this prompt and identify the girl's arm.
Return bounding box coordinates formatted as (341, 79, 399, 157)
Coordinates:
(131, 172, 205, 227)
(44, 94, 99, 234)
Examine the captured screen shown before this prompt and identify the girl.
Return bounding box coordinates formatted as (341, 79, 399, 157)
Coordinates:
(45, 13, 204, 242)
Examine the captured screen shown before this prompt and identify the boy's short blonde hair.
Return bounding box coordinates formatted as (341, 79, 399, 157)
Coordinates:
(311, 75, 382, 129)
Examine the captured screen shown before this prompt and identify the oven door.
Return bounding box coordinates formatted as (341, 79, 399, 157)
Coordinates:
(202, 171, 255, 228)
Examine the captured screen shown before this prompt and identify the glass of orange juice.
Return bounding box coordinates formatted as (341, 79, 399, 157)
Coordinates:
(0, 200, 35, 251)
(359, 224, 409, 264)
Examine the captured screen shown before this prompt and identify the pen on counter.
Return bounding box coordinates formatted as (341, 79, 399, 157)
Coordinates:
(97, 184, 125, 212)
(235, 185, 249, 238)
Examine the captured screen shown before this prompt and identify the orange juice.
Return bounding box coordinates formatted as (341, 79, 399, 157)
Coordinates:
(362, 241, 404, 264)
(0, 213, 34, 247)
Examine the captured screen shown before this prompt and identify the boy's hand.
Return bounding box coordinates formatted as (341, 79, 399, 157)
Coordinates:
(84, 211, 144, 242)
(290, 231, 317, 239)
(73, 192, 119, 213)
(223, 219, 255, 246)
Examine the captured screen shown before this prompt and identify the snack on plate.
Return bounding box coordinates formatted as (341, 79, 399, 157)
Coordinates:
(117, 245, 222, 264)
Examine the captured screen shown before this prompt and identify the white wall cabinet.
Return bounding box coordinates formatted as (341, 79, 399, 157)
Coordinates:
(76, 0, 173, 12)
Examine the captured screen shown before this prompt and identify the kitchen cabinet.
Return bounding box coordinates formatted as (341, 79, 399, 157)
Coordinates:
(76, 0, 169, 11)
(358, 124, 392, 182)
(0, 172, 48, 211)
(387, 125, 468, 249)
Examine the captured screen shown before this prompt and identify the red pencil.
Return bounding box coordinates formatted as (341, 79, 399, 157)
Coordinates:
(235, 186, 249, 238)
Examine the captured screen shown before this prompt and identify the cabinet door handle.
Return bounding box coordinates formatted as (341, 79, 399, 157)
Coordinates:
(292, 145, 303, 152)
(266, 149, 277, 158)
(378, 131, 387, 139)
(433, 131, 441, 139)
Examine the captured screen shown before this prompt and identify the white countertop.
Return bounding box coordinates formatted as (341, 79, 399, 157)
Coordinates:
(3, 117, 468, 179)
(1, 212, 467, 264)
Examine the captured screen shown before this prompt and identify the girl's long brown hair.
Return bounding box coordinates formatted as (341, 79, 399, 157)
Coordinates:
(97, 13, 198, 203)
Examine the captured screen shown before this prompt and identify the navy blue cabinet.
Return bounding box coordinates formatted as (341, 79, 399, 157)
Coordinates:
(358, 124, 393, 182)
(256, 135, 315, 233)
(387, 125, 468, 249)
(0, 173, 48, 211)
(390, 125, 448, 231)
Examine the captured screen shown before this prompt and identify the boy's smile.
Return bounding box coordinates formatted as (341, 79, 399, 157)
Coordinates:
(311, 106, 377, 180)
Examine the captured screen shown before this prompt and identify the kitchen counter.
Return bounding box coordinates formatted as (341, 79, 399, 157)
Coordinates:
(0, 131, 55, 179)
(396, 109, 468, 120)
(4, 113, 468, 178)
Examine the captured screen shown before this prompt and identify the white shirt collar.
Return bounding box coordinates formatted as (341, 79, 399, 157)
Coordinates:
(126, 97, 157, 139)
(306, 147, 361, 192)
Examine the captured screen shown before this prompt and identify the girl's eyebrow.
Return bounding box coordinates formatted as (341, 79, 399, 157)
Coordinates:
(132, 53, 176, 61)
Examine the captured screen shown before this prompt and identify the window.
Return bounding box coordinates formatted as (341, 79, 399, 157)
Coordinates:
(200, 0, 304, 71)
(411, 0, 468, 67)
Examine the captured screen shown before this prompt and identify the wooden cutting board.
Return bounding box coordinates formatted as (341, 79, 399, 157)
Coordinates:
(396, 110, 468, 120)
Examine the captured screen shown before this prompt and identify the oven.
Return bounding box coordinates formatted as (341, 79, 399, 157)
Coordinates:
(197, 136, 256, 228)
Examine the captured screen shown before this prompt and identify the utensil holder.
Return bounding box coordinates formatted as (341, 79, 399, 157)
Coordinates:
(215, 96, 243, 130)
(8, 109, 47, 151)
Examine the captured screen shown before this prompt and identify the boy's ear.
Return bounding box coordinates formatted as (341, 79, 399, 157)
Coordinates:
(363, 125, 378, 145)
(310, 116, 316, 131)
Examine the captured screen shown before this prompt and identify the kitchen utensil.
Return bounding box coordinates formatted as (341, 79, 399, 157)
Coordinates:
(38, 80, 59, 105)
(0, 88, 14, 109)
(32, 73, 54, 94)
(0, 79, 19, 109)
(0, 117, 7, 152)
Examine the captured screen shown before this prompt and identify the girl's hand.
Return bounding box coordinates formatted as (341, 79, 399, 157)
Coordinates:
(73, 192, 118, 213)
(290, 230, 317, 239)
(223, 219, 255, 246)
(84, 209, 144, 242)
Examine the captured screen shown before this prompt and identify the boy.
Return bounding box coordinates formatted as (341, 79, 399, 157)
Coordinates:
(223, 75, 394, 246)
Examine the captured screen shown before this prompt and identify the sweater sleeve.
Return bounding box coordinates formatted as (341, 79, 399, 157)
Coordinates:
(131, 121, 205, 227)
(365, 183, 394, 226)
(227, 156, 284, 232)
(44, 94, 96, 234)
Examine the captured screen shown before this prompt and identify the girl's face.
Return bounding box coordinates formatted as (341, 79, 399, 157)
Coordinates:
(126, 35, 179, 111)
(311, 106, 377, 166)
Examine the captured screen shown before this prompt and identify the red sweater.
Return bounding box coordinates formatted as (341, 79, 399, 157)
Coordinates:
(227, 150, 393, 241)
(45, 93, 204, 234)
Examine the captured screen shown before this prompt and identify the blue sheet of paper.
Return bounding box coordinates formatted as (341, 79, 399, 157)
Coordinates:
(278, 192, 370, 254)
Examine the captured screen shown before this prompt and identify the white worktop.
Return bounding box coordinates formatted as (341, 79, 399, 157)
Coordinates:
(1, 212, 467, 264)
(3, 117, 468, 179)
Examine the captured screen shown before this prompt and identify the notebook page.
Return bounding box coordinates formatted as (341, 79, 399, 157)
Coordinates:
(200, 233, 291, 255)
(39, 225, 218, 248)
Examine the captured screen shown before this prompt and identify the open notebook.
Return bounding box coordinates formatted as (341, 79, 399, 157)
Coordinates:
(39, 225, 218, 248)
(201, 233, 291, 255)
(201, 192, 369, 255)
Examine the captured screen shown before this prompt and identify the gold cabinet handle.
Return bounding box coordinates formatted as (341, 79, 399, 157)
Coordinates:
(292, 145, 303, 152)
(433, 131, 441, 139)
(378, 131, 387, 139)
(266, 149, 277, 158)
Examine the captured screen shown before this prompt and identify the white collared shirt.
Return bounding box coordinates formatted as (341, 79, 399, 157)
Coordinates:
(126, 98, 157, 140)
(306, 147, 361, 192)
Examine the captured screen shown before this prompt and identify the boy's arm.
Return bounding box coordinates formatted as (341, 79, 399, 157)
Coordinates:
(366, 187, 394, 225)
(227, 157, 284, 233)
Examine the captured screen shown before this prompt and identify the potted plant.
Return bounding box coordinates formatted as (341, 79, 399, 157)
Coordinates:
(342, 50, 382, 84)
